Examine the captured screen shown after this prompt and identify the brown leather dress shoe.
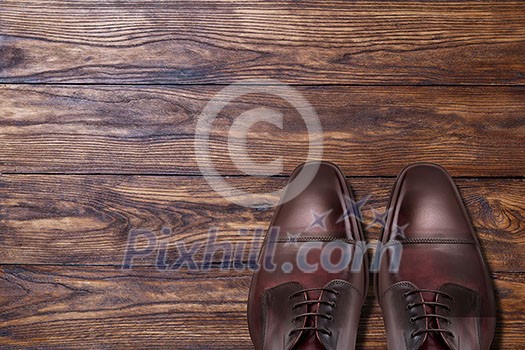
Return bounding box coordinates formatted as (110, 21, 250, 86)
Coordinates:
(375, 163, 496, 350)
(248, 161, 368, 350)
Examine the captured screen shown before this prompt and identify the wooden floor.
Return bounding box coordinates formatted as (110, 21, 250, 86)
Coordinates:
(0, 1, 524, 349)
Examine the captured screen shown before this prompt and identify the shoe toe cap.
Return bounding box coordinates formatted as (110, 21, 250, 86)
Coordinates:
(390, 163, 473, 239)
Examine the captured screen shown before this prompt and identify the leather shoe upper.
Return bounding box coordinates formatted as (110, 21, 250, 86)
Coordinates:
(248, 161, 368, 350)
(375, 163, 496, 350)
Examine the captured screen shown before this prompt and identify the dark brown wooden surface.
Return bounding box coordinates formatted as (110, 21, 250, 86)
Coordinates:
(0, 85, 524, 176)
(1, 1, 525, 84)
(1, 0, 524, 349)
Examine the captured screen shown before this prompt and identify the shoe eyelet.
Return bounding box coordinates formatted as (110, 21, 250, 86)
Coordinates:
(409, 317, 416, 323)
(330, 302, 336, 307)
(411, 331, 417, 338)
(406, 303, 414, 310)
(328, 315, 334, 321)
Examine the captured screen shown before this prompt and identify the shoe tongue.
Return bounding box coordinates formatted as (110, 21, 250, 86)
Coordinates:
(419, 334, 450, 350)
(417, 291, 451, 350)
(294, 335, 324, 350)
(293, 290, 326, 350)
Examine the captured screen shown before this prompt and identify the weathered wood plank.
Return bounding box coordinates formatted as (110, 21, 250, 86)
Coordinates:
(1, 1, 525, 84)
(1, 85, 524, 176)
(0, 175, 522, 271)
(0, 266, 522, 349)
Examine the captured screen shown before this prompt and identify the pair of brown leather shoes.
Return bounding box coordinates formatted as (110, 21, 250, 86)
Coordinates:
(247, 162, 495, 350)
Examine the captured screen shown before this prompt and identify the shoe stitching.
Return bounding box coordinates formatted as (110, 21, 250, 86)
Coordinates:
(383, 238, 477, 247)
(263, 236, 356, 246)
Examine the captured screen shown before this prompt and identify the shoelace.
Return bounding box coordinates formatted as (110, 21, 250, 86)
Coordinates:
(288, 287, 339, 336)
(403, 289, 455, 338)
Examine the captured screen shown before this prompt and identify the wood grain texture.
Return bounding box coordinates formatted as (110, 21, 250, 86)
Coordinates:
(0, 266, 522, 349)
(0, 175, 523, 272)
(1, 85, 524, 176)
(1, 1, 525, 84)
